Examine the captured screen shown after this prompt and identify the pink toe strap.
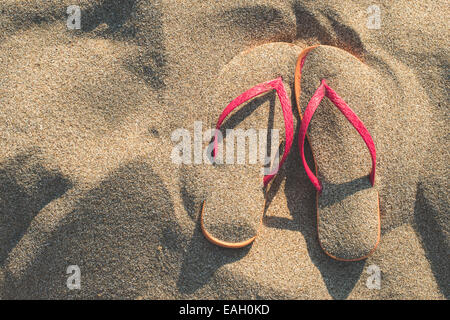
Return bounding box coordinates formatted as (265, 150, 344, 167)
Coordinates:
(213, 77, 294, 187)
(298, 79, 376, 193)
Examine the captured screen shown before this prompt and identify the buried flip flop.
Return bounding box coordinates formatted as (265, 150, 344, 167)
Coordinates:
(201, 76, 294, 248)
(295, 45, 381, 261)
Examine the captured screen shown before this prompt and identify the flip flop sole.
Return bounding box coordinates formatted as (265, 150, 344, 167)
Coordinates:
(201, 199, 259, 249)
(297, 45, 382, 261)
(317, 182, 380, 261)
(201, 165, 265, 247)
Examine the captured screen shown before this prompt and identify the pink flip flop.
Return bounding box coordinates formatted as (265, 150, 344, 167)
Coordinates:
(295, 45, 381, 261)
(201, 77, 294, 248)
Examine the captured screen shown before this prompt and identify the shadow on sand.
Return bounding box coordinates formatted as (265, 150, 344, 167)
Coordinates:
(263, 133, 366, 300)
(0, 149, 72, 266)
(413, 180, 449, 299)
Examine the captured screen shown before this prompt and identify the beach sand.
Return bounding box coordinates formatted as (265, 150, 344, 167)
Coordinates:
(0, 0, 448, 299)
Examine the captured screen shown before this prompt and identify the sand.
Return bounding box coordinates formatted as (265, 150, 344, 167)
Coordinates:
(0, 0, 448, 299)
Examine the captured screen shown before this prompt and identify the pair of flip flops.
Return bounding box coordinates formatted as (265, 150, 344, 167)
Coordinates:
(200, 44, 381, 261)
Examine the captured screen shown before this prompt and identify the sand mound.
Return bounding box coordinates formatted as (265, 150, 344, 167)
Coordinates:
(0, 1, 448, 299)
